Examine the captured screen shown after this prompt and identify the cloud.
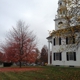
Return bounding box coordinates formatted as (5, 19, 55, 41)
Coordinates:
(0, 0, 58, 50)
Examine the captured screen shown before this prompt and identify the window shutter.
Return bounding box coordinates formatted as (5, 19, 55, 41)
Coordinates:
(59, 37, 61, 45)
(54, 53, 55, 60)
(54, 38, 55, 46)
(66, 37, 68, 44)
(73, 36, 75, 44)
(60, 53, 62, 61)
(74, 52, 76, 61)
(66, 52, 69, 61)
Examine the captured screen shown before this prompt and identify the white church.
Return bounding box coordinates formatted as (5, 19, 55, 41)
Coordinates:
(47, 0, 80, 67)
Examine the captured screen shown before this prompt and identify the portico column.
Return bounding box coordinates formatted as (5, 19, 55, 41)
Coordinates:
(52, 38, 53, 65)
(48, 41, 50, 65)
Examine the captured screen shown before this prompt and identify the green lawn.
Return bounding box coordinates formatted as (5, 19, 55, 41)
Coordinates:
(0, 66, 80, 80)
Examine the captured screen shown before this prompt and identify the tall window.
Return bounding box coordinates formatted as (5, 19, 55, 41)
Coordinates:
(63, 11, 66, 15)
(53, 37, 61, 46)
(58, 22, 63, 25)
(66, 52, 76, 61)
(66, 36, 75, 44)
(55, 37, 59, 45)
(54, 52, 62, 61)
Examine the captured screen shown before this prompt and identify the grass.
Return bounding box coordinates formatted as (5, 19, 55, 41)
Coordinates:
(0, 66, 80, 80)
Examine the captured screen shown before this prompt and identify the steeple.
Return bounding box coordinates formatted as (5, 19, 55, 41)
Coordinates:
(54, 0, 68, 30)
(57, 0, 67, 18)
(54, 0, 80, 30)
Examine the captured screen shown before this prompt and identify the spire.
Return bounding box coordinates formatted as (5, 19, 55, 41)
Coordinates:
(55, 0, 80, 30)
(57, 0, 67, 18)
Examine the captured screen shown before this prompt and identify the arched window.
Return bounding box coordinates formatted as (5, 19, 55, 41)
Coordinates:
(59, 2, 62, 6)
(58, 22, 63, 25)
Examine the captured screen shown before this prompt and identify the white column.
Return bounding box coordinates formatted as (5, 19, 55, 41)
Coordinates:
(48, 41, 50, 65)
(52, 38, 53, 65)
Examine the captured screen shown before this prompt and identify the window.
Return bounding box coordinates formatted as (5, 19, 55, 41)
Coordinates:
(54, 53, 62, 61)
(66, 36, 75, 44)
(58, 22, 63, 25)
(59, 2, 62, 6)
(56, 37, 59, 45)
(66, 52, 76, 61)
(63, 11, 65, 14)
(53, 37, 61, 46)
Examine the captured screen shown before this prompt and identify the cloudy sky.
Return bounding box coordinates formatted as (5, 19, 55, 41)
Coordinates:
(0, 0, 58, 50)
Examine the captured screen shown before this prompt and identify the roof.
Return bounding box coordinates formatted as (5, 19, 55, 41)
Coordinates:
(46, 36, 52, 39)
(47, 25, 80, 38)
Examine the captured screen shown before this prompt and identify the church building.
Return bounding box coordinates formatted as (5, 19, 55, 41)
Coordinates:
(47, 0, 80, 66)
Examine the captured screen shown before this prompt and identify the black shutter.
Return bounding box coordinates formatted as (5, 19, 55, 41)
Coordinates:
(60, 53, 62, 61)
(59, 37, 61, 45)
(66, 37, 68, 44)
(66, 52, 69, 61)
(73, 36, 75, 44)
(54, 53, 55, 60)
(54, 38, 55, 46)
(74, 52, 76, 61)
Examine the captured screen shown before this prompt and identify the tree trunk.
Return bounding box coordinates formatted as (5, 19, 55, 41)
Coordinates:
(19, 61, 21, 68)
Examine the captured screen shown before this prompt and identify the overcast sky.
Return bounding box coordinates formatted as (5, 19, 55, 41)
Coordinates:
(0, 0, 58, 50)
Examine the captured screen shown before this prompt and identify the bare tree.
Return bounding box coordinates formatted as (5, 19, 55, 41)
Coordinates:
(1, 20, 37, 67)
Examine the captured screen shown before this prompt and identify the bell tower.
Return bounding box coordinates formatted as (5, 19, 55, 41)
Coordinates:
(58, 0, 67, 17)
(55, 0, 68, 30)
